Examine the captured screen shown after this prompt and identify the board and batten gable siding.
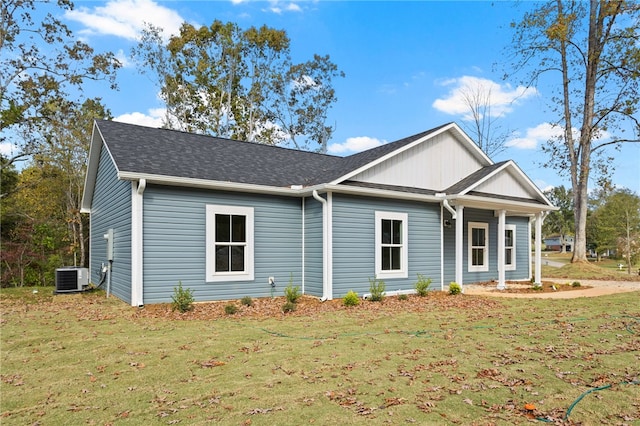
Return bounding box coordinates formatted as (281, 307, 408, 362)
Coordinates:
(331, 194, 442, 298)
(350, 132, 485, 191)
(89, 144, 132, 303)
(474, 169, 538, 200)
(303, 197, 324, 297)
(141, 186, 303, 303)
(442, 209, 531, 284)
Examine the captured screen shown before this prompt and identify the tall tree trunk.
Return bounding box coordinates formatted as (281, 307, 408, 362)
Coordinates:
(571, 0, 601, 263)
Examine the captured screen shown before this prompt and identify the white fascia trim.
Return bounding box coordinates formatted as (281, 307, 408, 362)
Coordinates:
(114, 175, 446, 204)
(321, 184, 443, 203)
(459, 160, 555, 209)
(117, 172, 304, 197)
(453, 194, 559, 214)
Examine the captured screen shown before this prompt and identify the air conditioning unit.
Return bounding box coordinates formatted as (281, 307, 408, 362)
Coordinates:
(55, 267, 89, 293)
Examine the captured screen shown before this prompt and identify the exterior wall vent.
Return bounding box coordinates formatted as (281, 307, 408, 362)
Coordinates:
(55, 267, 89, 293)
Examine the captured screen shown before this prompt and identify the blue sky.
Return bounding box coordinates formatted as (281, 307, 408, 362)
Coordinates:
(55, 0, 639, 194)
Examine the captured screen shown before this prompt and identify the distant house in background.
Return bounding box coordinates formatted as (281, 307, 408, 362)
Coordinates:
(81, 120, 556, 306)
(543, 235, 574, 252)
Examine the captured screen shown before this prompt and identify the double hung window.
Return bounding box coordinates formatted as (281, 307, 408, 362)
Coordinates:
(375, 212, 408, 279)
(504, 225, 516, 271)
(468, 222, 488, 272)
(206, 205, 254, 282)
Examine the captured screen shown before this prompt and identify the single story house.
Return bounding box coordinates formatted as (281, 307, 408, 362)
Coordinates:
(81, 120, 556, 306)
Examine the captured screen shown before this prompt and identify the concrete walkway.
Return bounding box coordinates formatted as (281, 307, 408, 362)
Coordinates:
(464, 279, 640, 299)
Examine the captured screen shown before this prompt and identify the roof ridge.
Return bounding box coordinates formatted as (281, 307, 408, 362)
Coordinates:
(96, 119, 342, 159)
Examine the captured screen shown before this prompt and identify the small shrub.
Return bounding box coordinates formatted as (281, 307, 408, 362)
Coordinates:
(448, 282, 461, 295)
(171, 281, 194, 313)
(398, 293, 408, 301)
(284, 274, 301, 304)
(415, 274, 432, 296)
(343, 290, 360, 307)
(282, 301, 296, 313)
(533, 285, 544, 291)
(240, 296, 253, 306)
(571, 281, 581, 287)
(224, 304, 238, 315)
(368, 276, 385, 302)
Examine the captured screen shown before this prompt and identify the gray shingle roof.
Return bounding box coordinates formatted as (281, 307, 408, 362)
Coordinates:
(96, 120, 450, 188)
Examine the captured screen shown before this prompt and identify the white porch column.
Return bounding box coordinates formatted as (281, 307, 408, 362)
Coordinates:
(497, 209, 506, 290)
(455, 205, 464, 291)
(534, 211, 543, 286)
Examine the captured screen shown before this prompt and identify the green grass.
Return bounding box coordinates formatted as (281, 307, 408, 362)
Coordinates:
(1, 287, 639, 425)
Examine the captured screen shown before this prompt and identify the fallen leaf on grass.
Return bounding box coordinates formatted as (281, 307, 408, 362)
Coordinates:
(200, 359, 226, 368)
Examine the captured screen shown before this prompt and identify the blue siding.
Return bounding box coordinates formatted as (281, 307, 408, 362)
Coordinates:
(443, 209, 531, 284)
(304, 197, 323, 297)
(142, 186, 303, 303)
(331, 194, 441, 298)
(89, 146, 132, 303)
(506, 216, 531, 281)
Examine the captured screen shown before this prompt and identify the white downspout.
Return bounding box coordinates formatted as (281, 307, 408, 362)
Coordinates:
(131, 179, 146, 307)
(312, 190, 329, 301)
(455, 205, 464, 292)
(301, 197, 305, 294)
(442, 199, 457, 219)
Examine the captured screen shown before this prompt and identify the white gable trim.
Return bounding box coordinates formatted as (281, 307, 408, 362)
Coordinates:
(329, 123, 493, 186)
(457, 160, 554, 208)
(81, 122, 120, 213)
(453, 193, 558, 213)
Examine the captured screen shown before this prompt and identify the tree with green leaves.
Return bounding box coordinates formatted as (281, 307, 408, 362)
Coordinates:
(509, 0, 640, 263)
(132, 21, 344, 152)
(587, 189, 640, 272)
(0, 0, 120, 167)
(542, 186, 574, 252)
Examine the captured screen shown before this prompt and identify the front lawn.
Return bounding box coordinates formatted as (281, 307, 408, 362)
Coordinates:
(1, 287, 638, 425)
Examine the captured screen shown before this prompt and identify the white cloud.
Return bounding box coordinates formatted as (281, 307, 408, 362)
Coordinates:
(264, 1, 302, 14)
(535, 180, 555, 193)
(0, 142, 14, 157)
(115, 49, 131, 67)
(65, 0, 186, 41)
(114, 108, 165, 128)
(506, 122, 612, 150)
(432, 76, 538, 120)
(328, 136, 385, 155)
(506, 122, 563, 150)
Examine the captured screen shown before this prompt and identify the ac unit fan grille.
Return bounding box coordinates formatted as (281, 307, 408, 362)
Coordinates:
(56, 270, 80, 292)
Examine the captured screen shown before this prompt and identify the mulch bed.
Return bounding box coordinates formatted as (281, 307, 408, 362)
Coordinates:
(473, 280, 590, 294)
(134, 292, 506, 321)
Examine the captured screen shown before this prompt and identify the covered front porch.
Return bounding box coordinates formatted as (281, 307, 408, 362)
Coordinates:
(440, 194, 554, 291)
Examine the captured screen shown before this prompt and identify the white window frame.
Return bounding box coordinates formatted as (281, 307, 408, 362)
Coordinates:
(505, 224, 516, 271)
(375, 211, 408, 279)
(468, 221, 489, 272)
(206, 205, 254, 282)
